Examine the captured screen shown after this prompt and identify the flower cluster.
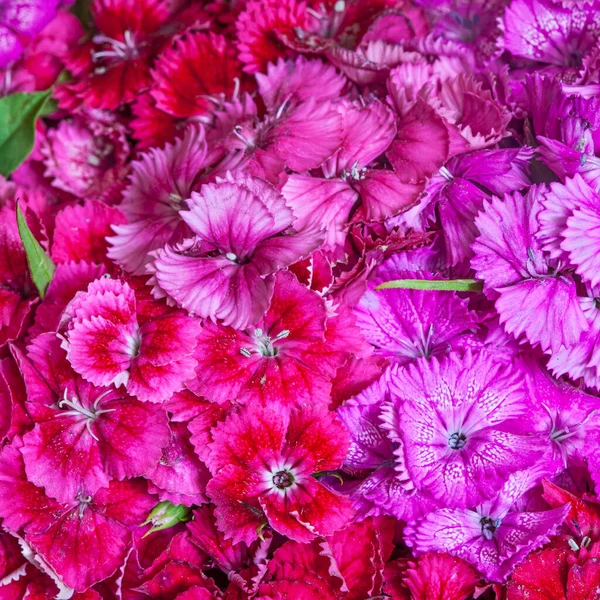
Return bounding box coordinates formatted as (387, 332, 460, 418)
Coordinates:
(2, 0, 600, 597)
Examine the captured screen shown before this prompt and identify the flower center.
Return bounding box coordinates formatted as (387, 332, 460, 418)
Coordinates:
(272, 470, 295, 489)
(76, 491, 93, 518)
(448, 432, 467, 450)
(480, 517, 501, 540)
(91, 30, 140, 72)
(240, 329, 290, 358)
(341, 161, 366, 182)
(57, 389, 115, 441)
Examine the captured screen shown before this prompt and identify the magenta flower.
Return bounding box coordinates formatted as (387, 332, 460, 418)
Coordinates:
(337, 371, 437, 521)
(355, 269, 477, 365)
(108, 125, 214, 275)
(382, 352, 542, 508)
(425, 148, 532, 266)
(13, 333, 170, 503)
(0, 0, 59, 68)
(281, 98, 420, 257)
(538, 174, 600, 287)
(472, 186, 588, 353)
(190, 271, 355, 407)
(0, 440, 156, 592)
(523, 359, 600, 470)
(149, 172, 324, 330)
(547, 283, 600, 391)
(41, 111, 130, 200)
(206, 401, 354, 545)
(63, 276, 200, 403)
(504, 0, 600, 81)
(405, 470, 570, 581)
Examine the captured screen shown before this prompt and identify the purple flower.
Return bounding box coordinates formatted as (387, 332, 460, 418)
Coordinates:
(405, 469, 570, 581)
(355, 268, 478, 365)
(381, 352, 543, 508)
(337, 370, 436, 521)
(0, 0, 59, 68)
(472, 185, 588, 353)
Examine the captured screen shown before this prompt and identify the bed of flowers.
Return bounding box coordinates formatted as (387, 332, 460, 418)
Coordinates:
(2, 0, 600, 597)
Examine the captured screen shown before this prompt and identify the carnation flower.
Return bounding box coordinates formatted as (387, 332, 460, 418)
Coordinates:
(190, 270, 356, 407)
(524, 359, 600, 471)
(41, 111, 130, 200)
(508, 542, 600, 599)
(355, 270, 477, 365)
(149, 173, 324, 329)
(0, 440, 156, 592)
(405, 470, 570, 581)
(504, 0, 600, 81)
(206, 401, 354, 545)
(108, 125, 212, 275)
(236, 0, 307, 74)
(58, 0, 170, 110)
(384, 552, 480, 600)
(382, 352, 542, 508)
(145, 421, 211, 507)
(472, 186, 588, 353)
(15, 332, 170, 503)
(281, 98, 420, 257)
(52, 201, 126, 267)
(63, 276, 200, 403)
(537, 175, 600, 287)
(424, 147, 532, 266)
(337, 370, 437, 521)
(0, 0, 59, 68)
(547, 283, 600, 391)
(151, 31, 245, 120)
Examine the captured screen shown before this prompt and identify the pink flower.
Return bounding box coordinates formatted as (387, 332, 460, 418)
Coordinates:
(404, 470, 570, 581)
(51, 201, 126, 267)
(337, 371, 436, 521)
(15, 333, 170, 503)
(524, 359, 600, 471)
(63, 276, 200, 403)
(425, 148, 532, 266)
(145, 422, 211, 507)
(205, 401, 354, 545)
(235, 0, 307, 74)
(281, 99, 420, 257)
(384, 553, 480, 600)
(148, 173, 324, 330)
(0, 440, 156, 592)
(57, 0, 170, 111)
(189, 271, 356, 407)
(472, 186, 588, 353)
(504, 0, 600, 81)
(547, 283, 600, 391)
(538, 175, 600, 287)
(108, 125, 213, 275)
(256, 56, 347, 113)
(382, 352, 543, 508)
(41, 111, 130, 200)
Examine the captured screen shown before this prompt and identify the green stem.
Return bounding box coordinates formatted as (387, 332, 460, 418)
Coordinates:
(375, 279, 483, 292)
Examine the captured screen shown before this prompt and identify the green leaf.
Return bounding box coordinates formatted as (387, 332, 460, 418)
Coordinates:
(0, 89, 52, 176)
(375, 278, 483, 292)
(16, 204, 55, 298)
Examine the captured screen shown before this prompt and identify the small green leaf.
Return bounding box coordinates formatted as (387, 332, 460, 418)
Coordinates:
(142, 501, 191, 537)
(375, 278, 483, 292)
(16, 204, 55, 298)
(0, 89, 52, 176)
